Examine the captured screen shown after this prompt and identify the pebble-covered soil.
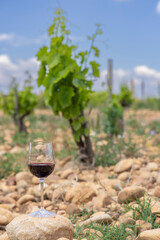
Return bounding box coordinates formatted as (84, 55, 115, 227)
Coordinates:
(0, 109, 160, 240)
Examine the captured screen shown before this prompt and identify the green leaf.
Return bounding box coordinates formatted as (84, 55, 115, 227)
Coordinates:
(90, 61, 100, 77)
(37, 46, 48, 62)
(79, 116, 85, 124)
(37, 64, 46, 86)
(78, 51, 88, 64)
(73, 79, 86, 89)
(48, 24, 55, 36)
(70, 104, 80, 118)
(84, 128, 90, 136)
(47, 54, 60, 69)
(73, 132, 80, 142)
(72, 119, 81, 131)
(59, 86, 75, 108)
(97, 29, 102, 35)
(92, 46, 99, 57)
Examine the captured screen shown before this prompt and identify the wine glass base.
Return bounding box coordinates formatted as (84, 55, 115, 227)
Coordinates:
(29, 209, 56, 218)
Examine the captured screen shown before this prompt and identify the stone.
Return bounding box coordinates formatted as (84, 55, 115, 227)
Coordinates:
(58, 155, 72, 167)
(0, 232, 9, 240)
(136, 220, 152, 233)
(65, 184, 96, 204)
(92, 193, 112, 211)
(66, 203, 81, 215)
(52, 188, 65, 202)
(17, 195, 35, 206)
(10, 146, 23, 154)
(154, 186, 160, 198)
(151, 201, 160, 214)
(146, 162, 158, 171)
(118, 172, 130, 181)
(77, 213, 112, 227)
(119, 215, 135, 225)
(57, 239, 69, 240)
(17, 180, 28, 189)
(32, 177, 40, 185)
(138, 228, 160, 240)
(15, 172, 32, 184)
(0, 208, 13, 225)
(61, 169, 74, 179)
(118, 186, 145, 203)
(6, 214, 74, 240)
(114, 159, 133, 174)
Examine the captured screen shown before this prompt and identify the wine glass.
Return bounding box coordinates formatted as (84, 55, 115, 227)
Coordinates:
(28, 141, 56, 217)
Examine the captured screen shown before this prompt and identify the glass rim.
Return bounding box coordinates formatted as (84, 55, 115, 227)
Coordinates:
(29, 141, 52, 144)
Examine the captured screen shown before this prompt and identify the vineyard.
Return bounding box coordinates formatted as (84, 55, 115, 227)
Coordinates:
(0, 6, 160, 240)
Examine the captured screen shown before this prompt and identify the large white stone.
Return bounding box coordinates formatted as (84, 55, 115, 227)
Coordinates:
(6, 214, 74, 240)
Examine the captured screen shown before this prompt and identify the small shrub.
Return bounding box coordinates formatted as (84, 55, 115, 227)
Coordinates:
(104, 98, 124, 136)
(118, 84, 133, 108)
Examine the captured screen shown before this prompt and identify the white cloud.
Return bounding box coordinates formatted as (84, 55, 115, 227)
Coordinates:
(114, 69, 130, 78)
(0, 33, 48, 47)
(0, 54, 40, 92)
(134, 65, 160, 79)
(0, 34, 14, 41)
(0, 54, 160, 98)
(156, 1, 160, 13)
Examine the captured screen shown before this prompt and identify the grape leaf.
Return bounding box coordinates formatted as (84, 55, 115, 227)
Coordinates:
(90, 61, 100, 77)
(58, 86, 75, 108)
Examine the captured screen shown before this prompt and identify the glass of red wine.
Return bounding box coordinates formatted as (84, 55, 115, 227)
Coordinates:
(28, 141, 55, 217)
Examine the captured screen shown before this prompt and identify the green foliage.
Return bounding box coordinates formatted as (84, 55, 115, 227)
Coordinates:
(104, 97, 124, 136)
(0, 76, 37, 132)
(118, 84, 133, 107)
(74, 222, 135, 240)
(124, 198, 156, 228)
(37, 8, 102, 143)
(12, 132, 28, 145)
(88, 91, 108, 109)
(148, 120, 160, 134)
(0, 84, 37, 118)
(132, 98, 160, 111)
(95, 137, 124, 166)
(0, 153, 23, 179)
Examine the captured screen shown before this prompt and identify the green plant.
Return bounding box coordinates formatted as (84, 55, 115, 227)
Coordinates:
(0, 73, 37, 133)
(0, 153, 24, 179)
(95, 137, 124, 166)
(37, 8, 102, 164)
(148, 120, 160, 134)
(124, 198, 156, 228)
(132, 98, 160, 111)
(104, 97, 124, 136)
(124, 134, 140, 158)
(118, 84, 133, 108)
(126, 115, 145, 136)
(74, 222, 135, 240)
(12, 132, 28, 145)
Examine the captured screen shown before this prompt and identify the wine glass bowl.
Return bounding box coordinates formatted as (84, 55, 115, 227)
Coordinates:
(28, 141, 56, 217)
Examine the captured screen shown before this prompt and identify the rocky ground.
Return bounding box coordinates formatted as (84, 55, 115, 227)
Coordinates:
(0, 109, 160, 239)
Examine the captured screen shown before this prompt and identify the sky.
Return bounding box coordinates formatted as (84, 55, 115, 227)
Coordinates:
(0, 0, 160, 97)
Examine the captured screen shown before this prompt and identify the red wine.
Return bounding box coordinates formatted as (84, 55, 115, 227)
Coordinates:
(28, 163, 55, 178)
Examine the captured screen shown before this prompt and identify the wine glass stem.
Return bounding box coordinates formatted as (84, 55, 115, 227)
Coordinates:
(40, 179, 44, 210)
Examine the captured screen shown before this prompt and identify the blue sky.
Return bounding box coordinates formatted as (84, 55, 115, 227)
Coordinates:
(0, 0, 160, 97)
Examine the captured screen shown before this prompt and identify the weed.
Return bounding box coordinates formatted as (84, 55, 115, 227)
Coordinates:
(95, 137, 124, 167)
(74, 222, 135, 240)
(124, 197, 156, 227)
